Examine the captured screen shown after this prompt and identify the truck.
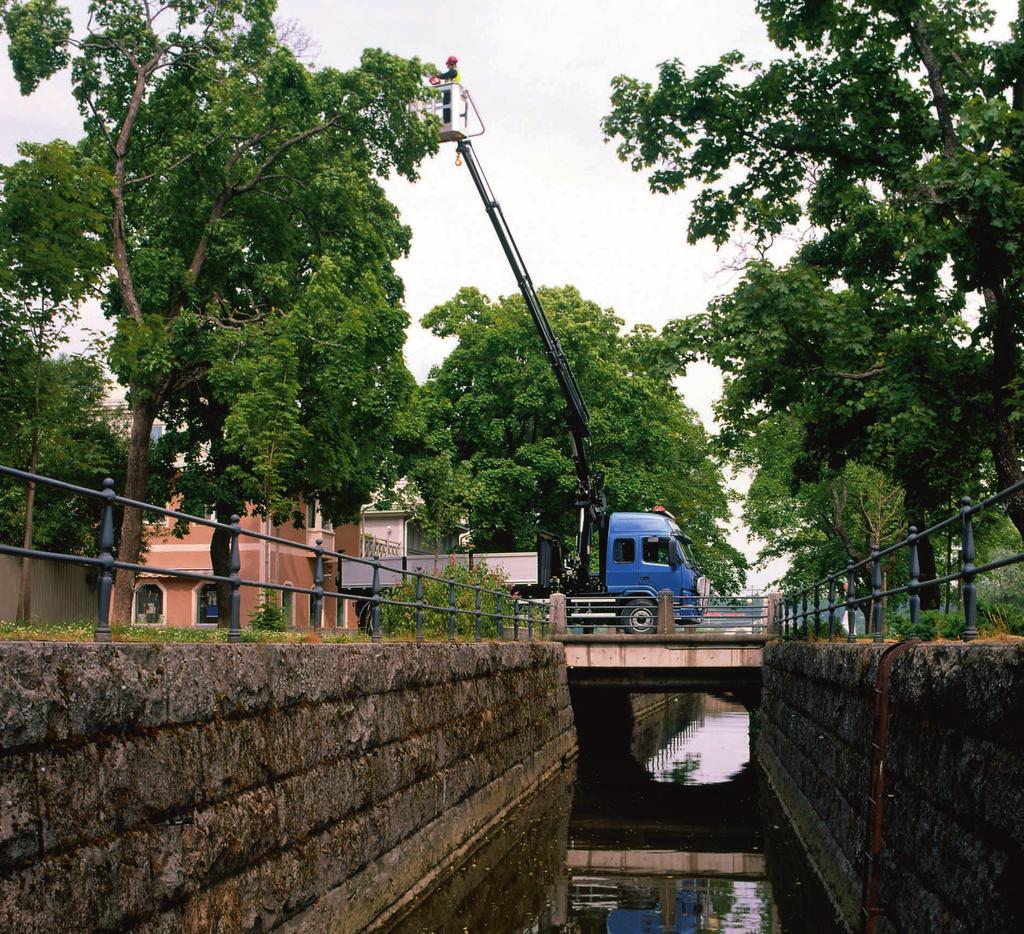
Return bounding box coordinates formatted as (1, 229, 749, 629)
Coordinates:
(434, 83, 710, 632)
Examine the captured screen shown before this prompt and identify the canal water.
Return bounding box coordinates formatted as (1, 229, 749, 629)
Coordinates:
(387, 693, 844, 933)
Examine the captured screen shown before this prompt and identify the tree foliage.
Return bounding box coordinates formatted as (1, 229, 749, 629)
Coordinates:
(2, 0, 439, 621)
(0, 352, 126, 556)
(604, 0, 1024, 590)
(0, 139, 118, 615)
(412, 285, 746, 592)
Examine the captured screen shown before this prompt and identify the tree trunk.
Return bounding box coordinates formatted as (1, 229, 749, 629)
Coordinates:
(990, 423, 1024, 534)
(989, 283, 1024, 535)
(915, 531, 941, 610)
(211, 510, 234, 629)
(16, 476, 36, 621)
(17, 351, 43, 621)
(111, 394, 159, 625)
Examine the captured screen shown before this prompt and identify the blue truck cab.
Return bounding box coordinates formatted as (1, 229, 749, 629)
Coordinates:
(603, 509, 706, 632)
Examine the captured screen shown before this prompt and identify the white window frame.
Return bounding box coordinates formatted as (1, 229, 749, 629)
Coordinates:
(133, 581, 167, 625)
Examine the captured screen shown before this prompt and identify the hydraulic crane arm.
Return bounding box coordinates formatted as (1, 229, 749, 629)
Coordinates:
(456, 138, 606, 590)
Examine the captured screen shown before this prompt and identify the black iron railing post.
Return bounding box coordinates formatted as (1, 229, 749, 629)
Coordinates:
(95, 478, 115, 642)
(802, 590, 808, 639)
(961, 498, 979, 641)
(229, 515, 242, 644)
(447, 578, 457, 642)
(513, 598, 520, 641)
(828, 575, 837, 640)
(871, 542, 883, 644)
(541, 602, 548, 639)
(846, 563, 856, 643)
(370, 560, 381, 644)
(415, 568, 425, 643)
(814, 583, 822, 639)
(496, 593, 504, 640)
(908, 526, 921, 632)
(474, 586, 482, 642)
(528, 602, 534, 640)
(311, 539, 324, 631)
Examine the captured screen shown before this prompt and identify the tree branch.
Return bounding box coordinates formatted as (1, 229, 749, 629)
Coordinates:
(232, 115, 343, 195)
(907, 18, 960, 158)
(830, 366, 886, 381)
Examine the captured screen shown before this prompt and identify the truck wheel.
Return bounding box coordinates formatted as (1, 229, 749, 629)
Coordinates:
(621, 598, 657, 634)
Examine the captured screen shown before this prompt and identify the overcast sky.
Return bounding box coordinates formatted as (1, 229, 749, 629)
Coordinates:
(1, 1, 1018, 587)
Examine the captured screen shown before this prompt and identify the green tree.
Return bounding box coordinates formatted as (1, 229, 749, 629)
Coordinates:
(603, 0, 1024, 598)
(0, 353, 128, 608)
(2, 2, 438, 622)
(739, 414, 910, 592)
(417, 285, 746, 592)
(0, 140, 111, 618)
(381, 384, 472, 561)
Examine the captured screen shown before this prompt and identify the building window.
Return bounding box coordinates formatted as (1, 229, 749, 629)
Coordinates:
(641, 537, 671, 565)
(613, 538, 636, 563)
(134, 584, 164, 624)
(306, 500, 317, 529)
(196, 584, 219, 626)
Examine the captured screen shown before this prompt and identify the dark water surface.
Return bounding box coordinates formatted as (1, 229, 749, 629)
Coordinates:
(387, 694, 843, 933)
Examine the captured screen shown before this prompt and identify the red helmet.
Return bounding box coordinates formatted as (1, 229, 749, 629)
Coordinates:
(446, 55, 458, 65)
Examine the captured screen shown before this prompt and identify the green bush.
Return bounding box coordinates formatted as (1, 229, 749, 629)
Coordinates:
(377, 560, 522, 640)
(888, 609, 963, 641)
(250, 590, 288, 632)
(887, 602, 1024, 641)
(978, 601, 1024, 636)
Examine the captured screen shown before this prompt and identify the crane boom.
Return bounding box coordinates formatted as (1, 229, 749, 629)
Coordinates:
(456, 138, 606, 590)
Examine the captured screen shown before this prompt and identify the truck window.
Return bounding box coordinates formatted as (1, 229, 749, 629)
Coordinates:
(642, 537, 671, 565)
(613, 538, 635, 563)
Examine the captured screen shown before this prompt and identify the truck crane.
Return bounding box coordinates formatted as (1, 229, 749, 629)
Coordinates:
(433, 83, 708, 631)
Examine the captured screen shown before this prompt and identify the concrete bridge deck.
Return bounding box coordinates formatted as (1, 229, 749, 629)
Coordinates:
(553, 631, 768, 691)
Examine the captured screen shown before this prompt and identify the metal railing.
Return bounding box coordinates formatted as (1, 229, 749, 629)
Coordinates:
(562, 592, 776, 636)
(778, 481, 1024, 642)
(0, 465, 547, 644)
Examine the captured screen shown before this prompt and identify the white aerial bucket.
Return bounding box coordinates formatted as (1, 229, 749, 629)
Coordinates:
(418, 82, 485, 142)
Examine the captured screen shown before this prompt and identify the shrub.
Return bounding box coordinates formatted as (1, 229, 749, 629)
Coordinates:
(887, 602, 1024, 641)
(377, 560, 521, 640)
(979, 601, 1024, 636)
(888, 609, 962, 641)
(250, 589, 288, 632)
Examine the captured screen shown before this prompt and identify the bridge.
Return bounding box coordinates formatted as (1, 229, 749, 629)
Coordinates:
(550, 591, 776, 693)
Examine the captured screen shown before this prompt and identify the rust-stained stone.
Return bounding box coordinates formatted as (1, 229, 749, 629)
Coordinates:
(0, 641, 575, 932)
(759, 641, 1024, 934)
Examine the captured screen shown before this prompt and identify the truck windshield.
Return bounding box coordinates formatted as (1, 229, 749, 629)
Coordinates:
(673, 534, 696, 570)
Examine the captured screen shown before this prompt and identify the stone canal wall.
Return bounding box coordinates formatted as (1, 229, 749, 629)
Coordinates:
(758, 641, 1024, 934)
(0, 641, 576, 932)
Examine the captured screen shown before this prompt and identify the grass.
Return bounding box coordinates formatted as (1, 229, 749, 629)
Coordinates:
(0, 619, 371, 644)
(0, 619, 538, 645)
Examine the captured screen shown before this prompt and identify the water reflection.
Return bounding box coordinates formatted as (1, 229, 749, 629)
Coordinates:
(387, 693, 839, 933)
(644, 695, 751, 785)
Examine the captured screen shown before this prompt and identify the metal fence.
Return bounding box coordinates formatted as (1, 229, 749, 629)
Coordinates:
(564, 593, 776, 636)
(0, 465, 547, 643)
(778, 481, 1024, 642)
(0, 553, 96, 621)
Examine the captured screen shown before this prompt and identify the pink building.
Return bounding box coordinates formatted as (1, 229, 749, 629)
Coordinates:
(133, 501, 360, 630)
